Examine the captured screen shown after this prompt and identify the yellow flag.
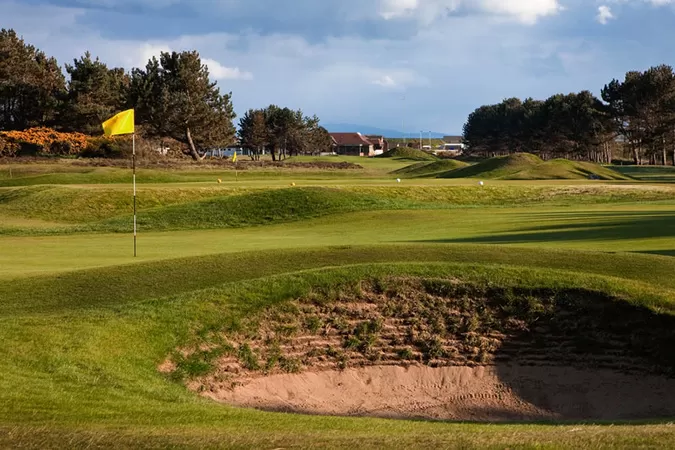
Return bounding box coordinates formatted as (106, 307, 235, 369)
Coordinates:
(102, 109, 135, 136)
(232, 151, 237, 163)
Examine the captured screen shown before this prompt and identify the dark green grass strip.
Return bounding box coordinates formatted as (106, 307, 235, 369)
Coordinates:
(3, 244, 675, 315)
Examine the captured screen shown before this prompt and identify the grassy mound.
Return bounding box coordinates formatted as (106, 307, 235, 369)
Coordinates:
(94, 187, 414, 232)
(0, 185, 232, 223)
(392, 160, 470, 178)
(2, 184, 675, 237)
(439, 153, 630, 180)
(439, 153, 544, 179)
(377, 147, 438, 161)
(508, 159, 631, 181)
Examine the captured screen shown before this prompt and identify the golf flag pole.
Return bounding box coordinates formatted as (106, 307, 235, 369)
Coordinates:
(102, 109, 136, 256)
(233, 150, 238, 182)
(133, 132, 137, 257)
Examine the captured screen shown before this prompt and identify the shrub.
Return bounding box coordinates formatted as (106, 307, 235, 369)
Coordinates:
(82, 135, 132, 158)
(0, 127, 88, 156)
(0, 136, 20, 157)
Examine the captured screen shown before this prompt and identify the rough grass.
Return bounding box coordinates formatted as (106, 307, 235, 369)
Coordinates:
(439, 153, 630, 180)
(392, 160, 470, 178)
(440, 153, 544, 179)
(509, 159, 632, 181)
(2, 254, 675, 448)
(93, 187, 415, 232)
(377, 147, 438, 161)
(0, 185, 236, 223)
(3, 184, 675, 234)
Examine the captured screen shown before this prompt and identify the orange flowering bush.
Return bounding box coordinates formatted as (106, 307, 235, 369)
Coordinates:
(0, 136, 20, 156)
(0, 127, 89, 156)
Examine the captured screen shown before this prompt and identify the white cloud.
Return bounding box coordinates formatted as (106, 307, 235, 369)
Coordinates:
(373, 75, 398, 87)
(368, 69, 426, 90)
(597, 5, 615, 23)
(379, 0, 420, 19)
(378, 0, 562, 24)
(0, 0, 634, 133)
(202, 58, 253, 80)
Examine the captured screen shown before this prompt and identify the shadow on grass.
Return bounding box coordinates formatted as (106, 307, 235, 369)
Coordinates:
(411, 211, 675, 245)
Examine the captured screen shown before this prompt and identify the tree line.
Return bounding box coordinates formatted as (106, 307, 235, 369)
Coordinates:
(0, 28, 331, 160)
(463, 65, 675, 165)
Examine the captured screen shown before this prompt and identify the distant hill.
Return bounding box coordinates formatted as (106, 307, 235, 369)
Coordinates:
(323, 123, 450, 139)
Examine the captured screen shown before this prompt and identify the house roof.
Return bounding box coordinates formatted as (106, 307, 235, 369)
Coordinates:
(329, 132, 373, 146)
(443, 135, 463, 144)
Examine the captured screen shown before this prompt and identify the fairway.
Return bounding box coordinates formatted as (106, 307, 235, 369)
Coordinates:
(2, 158, 675, 449)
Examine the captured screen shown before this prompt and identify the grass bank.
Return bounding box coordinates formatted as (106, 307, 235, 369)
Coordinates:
(2, 249, 675, 448)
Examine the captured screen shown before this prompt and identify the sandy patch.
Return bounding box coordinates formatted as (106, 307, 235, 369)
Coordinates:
(206, 365, 675, 422)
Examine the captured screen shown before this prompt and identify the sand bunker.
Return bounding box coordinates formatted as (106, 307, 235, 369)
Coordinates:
(206, 364, 675, 421)
(169, 279, 675, 422)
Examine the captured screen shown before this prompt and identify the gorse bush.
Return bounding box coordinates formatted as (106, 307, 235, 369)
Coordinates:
(0, 127, 132, 158)
(0, 127, 88, 156)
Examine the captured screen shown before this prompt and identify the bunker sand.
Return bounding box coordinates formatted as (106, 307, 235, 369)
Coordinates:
(208, 365, 675, 422)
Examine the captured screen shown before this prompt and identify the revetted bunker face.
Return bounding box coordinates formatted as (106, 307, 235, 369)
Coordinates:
(164, 278, 675, 422)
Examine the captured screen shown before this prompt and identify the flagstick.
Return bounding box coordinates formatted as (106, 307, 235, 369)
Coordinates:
(133, 133, 137, 257)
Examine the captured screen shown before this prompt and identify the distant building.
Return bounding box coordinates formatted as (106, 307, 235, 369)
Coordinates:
(438, 135, 465, 155)
(329, 132, 376, 156)
(364, 135, 390, 155)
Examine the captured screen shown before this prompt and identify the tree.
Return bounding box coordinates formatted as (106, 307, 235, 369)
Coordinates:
(304, 122, 332, 156)
(463, 92, 612, 161)
(61, 52, 129, 135)
(130, 50, 236, 161)
(238, 108, 268, 160)
(602, 65, 675, 165)
(0, 29, 65, 130)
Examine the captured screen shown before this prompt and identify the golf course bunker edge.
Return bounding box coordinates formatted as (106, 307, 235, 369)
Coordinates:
(164, 277, 675, 422)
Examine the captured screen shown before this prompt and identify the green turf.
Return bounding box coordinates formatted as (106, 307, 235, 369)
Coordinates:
(377, 147, 438, 161)
(2, 184, 674, 235)
(612, 165, 675, 182)
(2, 251, 675, 448)
(392, 160, 470, 178)
(439, 153, 630, 180)
(3, 159, 675, 448)
(3, 202, 675, 278)
(509, 158, 632, 181)
(440, 153, 544, 179)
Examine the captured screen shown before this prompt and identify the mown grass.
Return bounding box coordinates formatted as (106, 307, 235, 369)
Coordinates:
(2, 160, 675, 448)
(613, 165, 675, 182)
(4, 244, 675, 314)
(3, 203, 675, 278)
(2, 250, 675, 448)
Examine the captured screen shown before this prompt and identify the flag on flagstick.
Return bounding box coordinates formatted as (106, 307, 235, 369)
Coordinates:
(102, 109, 134, 136)
(232, 150, 237, 163)
(102, 109, 137, 257)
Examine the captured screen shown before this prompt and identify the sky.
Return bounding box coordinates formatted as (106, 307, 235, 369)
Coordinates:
(3, 0, 675, 134)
